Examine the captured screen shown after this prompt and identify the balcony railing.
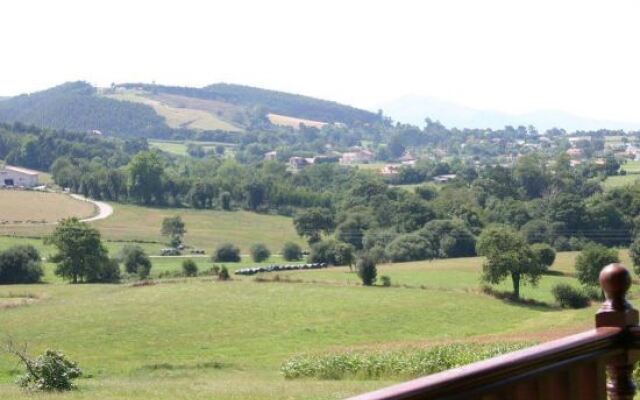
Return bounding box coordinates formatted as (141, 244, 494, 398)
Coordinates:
(347, 264, 640, 400)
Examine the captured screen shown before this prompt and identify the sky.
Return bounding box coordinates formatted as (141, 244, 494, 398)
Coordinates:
(2, 0, 640, 123)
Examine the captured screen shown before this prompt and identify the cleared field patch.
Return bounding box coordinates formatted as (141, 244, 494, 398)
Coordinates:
(622, 160, 640, 173)
(105, 92, 242, 132)
(0, 190, 95, 227)
(602, 174, 640, 190)
(267, 113, 327, 129)
(92, 203, 304, 253)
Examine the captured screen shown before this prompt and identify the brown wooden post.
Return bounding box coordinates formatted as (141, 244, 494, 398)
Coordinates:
(596, 263, 639, 400)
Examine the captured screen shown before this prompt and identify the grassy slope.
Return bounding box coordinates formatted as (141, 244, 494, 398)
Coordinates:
(105, 92, 242, 132)
(92, 203, 303, 253)
(0, 251, 607, 400)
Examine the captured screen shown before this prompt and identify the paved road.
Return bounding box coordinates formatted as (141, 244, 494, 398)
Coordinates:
(69, 194, 114, 222)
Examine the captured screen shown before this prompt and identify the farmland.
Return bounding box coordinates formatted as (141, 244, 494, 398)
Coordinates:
(267, 113, 327, 129)
(104, 91, 242, 132)
(0, 191, 96, 237)
(0, 249, 613, 400)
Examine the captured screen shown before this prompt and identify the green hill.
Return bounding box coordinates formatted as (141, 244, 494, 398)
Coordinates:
(0, 82, 170, 138)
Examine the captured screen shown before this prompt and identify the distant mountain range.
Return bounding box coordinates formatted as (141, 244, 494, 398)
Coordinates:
(379, 95, 640, 132)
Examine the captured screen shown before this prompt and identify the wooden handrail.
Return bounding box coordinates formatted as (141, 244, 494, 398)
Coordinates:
(347, 264, 640, 400)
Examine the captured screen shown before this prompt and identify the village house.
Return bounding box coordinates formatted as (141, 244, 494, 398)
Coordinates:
(339, 149, 374, 165)
(264, 151, 277, 161)
(566, 148, 583, 159)
(0, 165, 39, 188)
(433, 174, 457, 183)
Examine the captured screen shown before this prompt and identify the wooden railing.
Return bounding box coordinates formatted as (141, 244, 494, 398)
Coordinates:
(347, 264, 640, 400)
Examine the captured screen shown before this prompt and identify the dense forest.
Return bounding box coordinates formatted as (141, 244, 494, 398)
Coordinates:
(0, 82, 170, 137)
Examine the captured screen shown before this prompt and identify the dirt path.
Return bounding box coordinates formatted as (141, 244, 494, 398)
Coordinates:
(69, 194, 114, 222)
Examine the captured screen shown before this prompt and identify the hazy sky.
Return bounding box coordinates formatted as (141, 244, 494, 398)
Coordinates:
(2, 0, 639, 122)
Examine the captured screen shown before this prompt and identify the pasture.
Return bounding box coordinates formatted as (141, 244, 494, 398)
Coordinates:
(0, 251, 613, 400)
(105, 91, 242, 132)
(0, 191, 96, 236)
(267, 113, 328, 129)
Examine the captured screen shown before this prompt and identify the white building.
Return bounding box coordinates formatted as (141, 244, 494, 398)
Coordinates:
(0, 165, 39, 187)
(339, 150, 374, 165)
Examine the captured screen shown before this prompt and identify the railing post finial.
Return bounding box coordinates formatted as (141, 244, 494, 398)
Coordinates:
(596, 263, 638, 400)
(596, 263, 638, 328)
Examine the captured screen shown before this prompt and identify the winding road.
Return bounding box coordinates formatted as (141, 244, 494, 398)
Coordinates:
(69, 194, 114, 222)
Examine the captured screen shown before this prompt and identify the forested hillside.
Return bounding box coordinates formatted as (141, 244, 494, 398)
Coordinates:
(0, 82, 170, 137)
(118, 82, 381, 125)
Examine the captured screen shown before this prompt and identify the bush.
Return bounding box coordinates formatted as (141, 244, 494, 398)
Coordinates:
(551, 284, 590, 309)
(531, 243, 556, 268)
(250, 243, 271, 262)
(0, 245, 43, 284)
(282, 242, 302, 261)
(629, 236, 640, 275)
(357, 256, 377, 286)
(380, 275, 391, 287)
(213, 243, 241, 262)
(281, 343, 529, 380)
(182, 259, 199, 277)
(308, 239, 354, 266)
(11, 348, 82, 391)
(218, 266, 230, 281)
(385, 234, 436, 262)
(86, 258, 121, 283)
(119, 245, 152, 279)
(575, 243, 620, 287)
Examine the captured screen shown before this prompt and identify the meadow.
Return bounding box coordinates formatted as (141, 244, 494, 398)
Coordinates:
(0, 249, 613, 400)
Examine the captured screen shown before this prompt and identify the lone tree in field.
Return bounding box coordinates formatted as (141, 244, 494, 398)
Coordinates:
(213, 243, 241, 262)
(161, 216, 186, 247)
(357, 255, 377, 286)
(250, 243, 270, 262)
(47, 218, 119, 283)
(119, 245, 152, 279)
(575, 243, 620, 288)
(293, 208, 335, 244)
(476, 226, 545, 299)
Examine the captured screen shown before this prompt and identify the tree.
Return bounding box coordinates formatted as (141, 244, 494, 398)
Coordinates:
(127, 151, 164, 205)
(629, 236, 640, 275)
(161, 216, 186, 246)
(0, 245, 43, 284)
(421, 219, 476, 258)
(46, 218, 118, 283)
(250, 243, 271, 262)
(119, 245, 152, 279)
(308, 239, 352, 266)
(282, 242, 302, 261)
(393, 197, 435, 233)
(514, 154, 548, 198)
(293, 208, 335, 244)
(385, 234, 437, 262)
(244, 181, 266, 210)
(519, 219, 551, 245)
(575, 244, 620, 288)
(334, 242, 355, 270)
(476, 226, 545, 299)
(182, 259, 198, 277)
(213, 243, 241, 262)
(531, 243, 556, 268)
(357, 256, 377, 286)
(219, 191, 232, 210)
(336, 213, 374, 249)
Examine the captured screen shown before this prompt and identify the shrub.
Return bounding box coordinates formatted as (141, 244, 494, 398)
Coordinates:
(380, 275, 391, 287)
(308, 239, 352, 266)
(213, 243, 241, 262)
(218, 266, 230, 281)
(182, 259, 199, 277)
(531, 243, 556, 268)
(385, 234, 436, 262)
(575, 243, 620, 287)
(0, 245, 43, 284)
(250, 243, 271, 262)
(119, 245, 152, 279)
(11, 348, 82, 391)
(357, 256, 377, 286)
(629, 236, 640, 275)
(551, 284, 590, 309)
(282, 242, 302, 261)
(281, 343, 529, 380)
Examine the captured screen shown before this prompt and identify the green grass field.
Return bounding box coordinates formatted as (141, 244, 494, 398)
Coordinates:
(1, 249, 614, 400)
(148, 139, 236, 158)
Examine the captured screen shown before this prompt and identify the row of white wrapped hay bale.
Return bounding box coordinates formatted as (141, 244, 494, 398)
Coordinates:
(234, 263, 329, 276)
